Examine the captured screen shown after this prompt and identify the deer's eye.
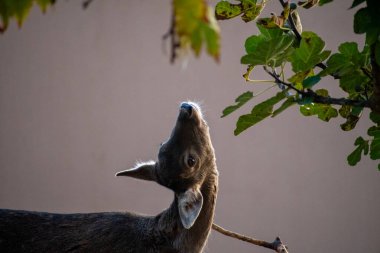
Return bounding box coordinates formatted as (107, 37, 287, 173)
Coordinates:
(187, 156, 196, 167)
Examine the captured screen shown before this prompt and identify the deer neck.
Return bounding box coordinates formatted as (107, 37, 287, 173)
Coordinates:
(157, 167, 218, 253)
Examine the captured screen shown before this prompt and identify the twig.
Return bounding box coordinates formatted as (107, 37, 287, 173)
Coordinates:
(212, 223, 289, 253)
(278, 0, 301, 41)
(162, 11, 179, 64)
(278, 0, 339, 78)
(263, 66, 371, 108)
(82, 0, 94, 9)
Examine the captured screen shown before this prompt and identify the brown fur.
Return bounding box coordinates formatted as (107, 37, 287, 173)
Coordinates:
(0, 102, 218, 253)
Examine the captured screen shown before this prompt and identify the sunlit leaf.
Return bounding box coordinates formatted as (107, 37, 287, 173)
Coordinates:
(234, 91, 286, 135)
(215, 1, 242, 20)
(288, 70, 313, 88)
(243, 65, 255, 81)
(300, 103, 338, 121)
(299, 89, 338, 121)
(174, 0, 220, 61)
(215, 0, 266, 23)
(222, 91, 254, 117)
(0, 0, 54, 33)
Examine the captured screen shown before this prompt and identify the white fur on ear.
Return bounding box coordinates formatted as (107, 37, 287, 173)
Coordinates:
(115, 160, 157, 181)
(178, 188, 203, 229)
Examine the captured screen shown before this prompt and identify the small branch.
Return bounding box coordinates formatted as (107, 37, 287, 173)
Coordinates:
(278, 0, 301, 41)
(263, 66, 371, 108)
(82, 0, 94, 9)
(212, 223, 289, 253)
(162, 11, 179, 64)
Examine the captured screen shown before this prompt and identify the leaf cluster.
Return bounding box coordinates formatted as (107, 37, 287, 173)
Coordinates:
(0, 0, 54, 33)
(216, 0, 380, 169)
(172, 0, 220, 61)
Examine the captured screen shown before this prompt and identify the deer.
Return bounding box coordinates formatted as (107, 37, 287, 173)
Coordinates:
(0, 101, 219, 253)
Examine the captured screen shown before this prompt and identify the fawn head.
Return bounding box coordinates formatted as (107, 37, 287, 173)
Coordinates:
(116, 102, 216, 229)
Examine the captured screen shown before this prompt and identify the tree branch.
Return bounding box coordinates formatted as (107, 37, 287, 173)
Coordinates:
(162, 11, 179, 64)
(212, 223, 289, 253)
(263, 66, 371, 108)
(369, 44, 380, 113)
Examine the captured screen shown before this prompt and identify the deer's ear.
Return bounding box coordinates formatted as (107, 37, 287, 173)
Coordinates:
(116, 161, 157, 181)
(178, 187, 203, 229)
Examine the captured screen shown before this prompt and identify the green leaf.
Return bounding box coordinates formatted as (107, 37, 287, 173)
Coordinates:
(302, 75, 321, 88)
(288, 70, 313, 86)
(322, 42, 369, 77)
(0, 0, 55, 32)
(234, 91, 287, 135)
(368, 126, 380, 137)
(354, 8, 372, 34)
(341, 115, 360, 131)
(367, 126, 380, 160)
(300, 103, 338, 122)
(339, 70, 369, 94)
(36, 0, 51, 12)
(299, 90, 338, 122)
(350, 0, 366, 9)
(257, 23, 283, 39)
(370, 139, 380, 159)
(289, 31, 331, 72)
(339, 105, 351, 118)
(215, 0, 266, 22)
(339, 105, 362, 131)
(318, 0, 333, 6)
(370, 112, 380, 125)
(174, 0, 220, 61)
(241, 25, 294, 67)
(215, 1, 242, 20)
(222, 91, 254, 117)
(272, 97, 296, 117)
(347, 136, 369, 166)
(365, 27, 380, 45)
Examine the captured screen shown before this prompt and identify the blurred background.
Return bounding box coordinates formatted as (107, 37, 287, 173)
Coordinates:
(0, 0, 379, 252)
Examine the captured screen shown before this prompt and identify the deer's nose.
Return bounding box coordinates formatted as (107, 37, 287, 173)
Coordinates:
(180, 103, 193, 116)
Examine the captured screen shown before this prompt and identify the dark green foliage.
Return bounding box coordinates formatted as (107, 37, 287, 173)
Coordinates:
(347, 137, 369, 166)
(218, 0, 380, 169)
(234, 91, 287, 135)
(222, 91, 254, 117)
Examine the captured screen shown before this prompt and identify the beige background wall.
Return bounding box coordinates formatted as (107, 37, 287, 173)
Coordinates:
(0, 1, 379, 252)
